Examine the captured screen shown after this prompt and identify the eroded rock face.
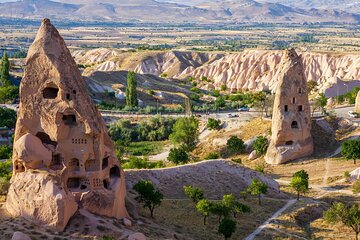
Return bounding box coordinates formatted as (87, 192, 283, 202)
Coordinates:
(265, 49, 314, 165)
(355, 91, 360, 113)
(5, 19, 128, 231)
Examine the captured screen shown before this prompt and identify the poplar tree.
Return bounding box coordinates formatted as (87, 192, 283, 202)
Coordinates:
(0, 51, 11, 87)
(125, 71, 138, 108)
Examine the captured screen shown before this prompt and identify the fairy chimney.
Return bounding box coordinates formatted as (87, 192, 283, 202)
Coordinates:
(5, 19, 128, 231)
(265, 49, 314, 165)
(355, 91, 360, 113)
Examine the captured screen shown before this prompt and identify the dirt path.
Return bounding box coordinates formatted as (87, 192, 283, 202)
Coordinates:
(244, 199, 297, 240)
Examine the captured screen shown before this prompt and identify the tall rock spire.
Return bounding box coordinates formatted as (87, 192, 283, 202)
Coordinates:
(265, 49, 314, 165)
(5, 19, 128, 231)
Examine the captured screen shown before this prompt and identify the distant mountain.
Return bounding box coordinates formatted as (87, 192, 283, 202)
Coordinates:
(0, 0, 359, 23)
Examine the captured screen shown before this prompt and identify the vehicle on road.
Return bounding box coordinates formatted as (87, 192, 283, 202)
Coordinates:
(227, 113, 239, 118)
(239, 106, 250, 112)
(348, 111, 359, 118)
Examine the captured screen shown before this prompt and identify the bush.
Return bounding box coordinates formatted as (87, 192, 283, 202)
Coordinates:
(207, 118, 221, 130)
(205, 152, 220, 160)
(0, 177, 10, 195)
(0, 107, 17, 128)
(221, 85, 227, 91)
(254, 164, 265, 173)
(189, 94, 200, 102)
(353, 179, 360, 194)
(183, 185, 204, 203)
(190, 87, 201, 94)
(226, 136, 245, 154)
(168, 147, 189, 165)
(0, 160, 12, 180)
(253, 136, 268, 155)
(0, 86, 19, 104)
(0, 145, 12, 159)
(122, 156, 164, 169)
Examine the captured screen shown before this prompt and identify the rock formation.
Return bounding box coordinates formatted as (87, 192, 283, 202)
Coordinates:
(74, 48, 360, 93)
(355, 91, 360, 113)
(265, 49, 314, 165)
(5, 19, 128, 231)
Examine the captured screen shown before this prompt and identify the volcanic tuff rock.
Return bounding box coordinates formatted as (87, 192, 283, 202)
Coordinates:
(265, 49, 314, 165)
(74, 48, 360, 93)
(5, 19, 128, 231)
(356, 91, 360, 113)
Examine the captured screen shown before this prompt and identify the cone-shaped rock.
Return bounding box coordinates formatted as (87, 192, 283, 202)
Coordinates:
(265, 49, 314, 165)
(5, 19, 128, 231)
(355, 91, 360, 113)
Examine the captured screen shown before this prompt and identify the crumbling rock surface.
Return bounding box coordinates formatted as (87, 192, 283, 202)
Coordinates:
(265, 49, 314, 165)
(355, 91, 360, 113)
(5, 19, 128, 231)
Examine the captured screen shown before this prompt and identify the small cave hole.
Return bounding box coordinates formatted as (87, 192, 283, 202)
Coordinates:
(50, 154, 63, 170)
(110, 166, 120, 178)
(102, 157, 109, 170)
(291, 121, 299, 129)
(43, 87, 59, 99)
(298, 105, 303, 112)
(66, 93, 71, 100)
(67, 178, 80, 189)
(285, 141, 294, 146)
(292, 97, 296, 104)
(36, 132, 57, 147)
(80, 185, 87, 190)
(62, 114, 77, 126)
(284, 105, 288, 112)
(103, 179, 109, 189)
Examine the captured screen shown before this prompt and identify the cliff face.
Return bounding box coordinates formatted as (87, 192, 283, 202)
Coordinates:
(74, 48, 360, 93)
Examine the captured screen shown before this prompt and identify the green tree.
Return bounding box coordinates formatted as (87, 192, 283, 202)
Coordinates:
(253, 136, 269, 155)
(133, 180, 163, 218)
(169, 117, 199, 151)
(324, 202, 360, 240)
(168, 147, 189, 165)
(307, 80, 318, 93)
(222, 194, 250, 218)
(290, 176, 308, 200)
(210, 202, 231, 223)
(125, 71, 138, 108)
(226, 136, 245, 154)
(215, 96, 226, 109)
(207, 118, 221, 130)
(183, 185, 204, 203)
(0, 86, 19, 104)
(196, 199, 212, 225)
(218, 218, 236, 240)
(0, 51, 11, 87)
(0, 145, 12, 160)
(341, 139, 360, 164)
(314, 93, 328, 115)
(247, 179, 268, 205)
(0, 160, 12, 180)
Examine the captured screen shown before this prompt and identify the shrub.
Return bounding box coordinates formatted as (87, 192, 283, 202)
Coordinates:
(253, 136, 269, 155)
(207, 118, 221, 130)
(0, 177, 10, 195)
(168, 147, 189, 165)
(0, 145, 12, 159)
(205, 152, 220, 160)
(0, 160, 12, 180)
(254, 164, 265, 173)
(353, 179, 360, 194)
(221, 85, 227, 91)
(232, 158, 242, 164)
(122, 157, 164, 169)
(226, 136, 245, 154)
(344, 171, 351, 182)
(190, 87, 201, 94)
(148, 90, 155, 95)
(0, 107, 17, 128)
(183, 185, 204, 203)
(189, 94, 200, 102)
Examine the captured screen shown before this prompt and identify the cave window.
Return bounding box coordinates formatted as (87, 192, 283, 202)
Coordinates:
(103, 179, 109, 190)
(15, 161, 25, 173)
(80, 184, 87, 190)
(292, 97, 296, 104)
(69, 158, 80, 171)
(110, 166, 120, 178)
(50, 154, 63, 170)
(66, 93, 71, 100)
(73, 90, 77, 95)
(43, 87, 59, 99)
(63, 114, 77, 126)
(285, 141, 294, 146)
(298, 88, 302, 94)
(67, 178, 80, 189)
(36, 132, 57, 147)
(102, 157, 109, 170)
(85, 159, 99, 171)
(284, 105, 288, 112)
(298, 105, 303, 112)
(291, 121, 299, 129)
